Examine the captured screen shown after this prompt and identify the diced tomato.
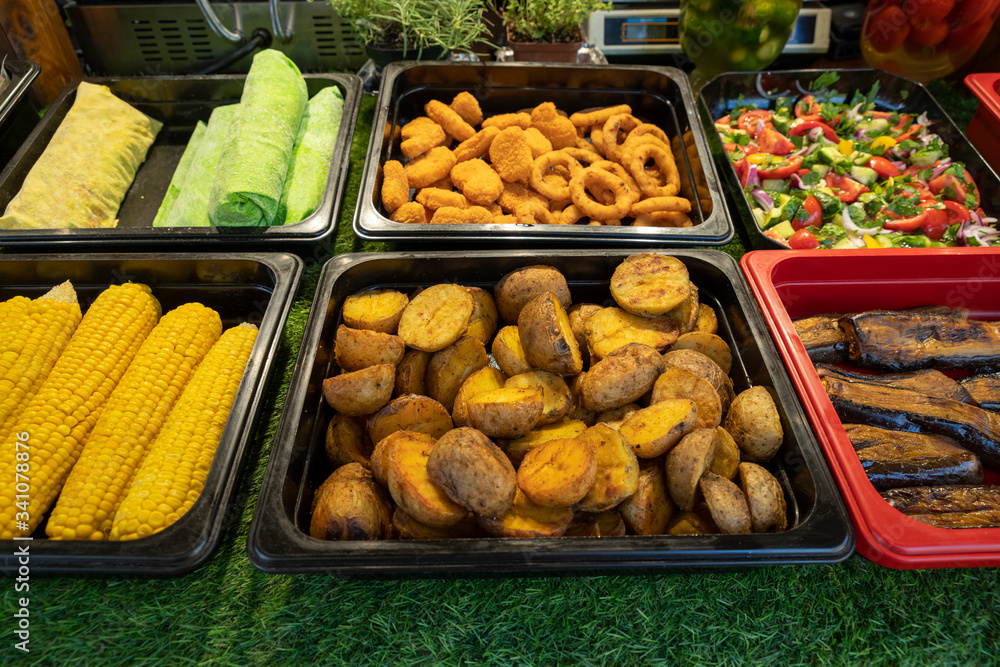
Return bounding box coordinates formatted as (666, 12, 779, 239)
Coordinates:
(758, 156, 804, 179)
(764, 228, 791, 247)
(882, 210, 928, 231)
(737, 110, 773, 138)
(893, 113, 912, 130)
(715, 115, 732, 125)
(941, 200, 972, 225)
(792, 195, 823, 231)
(928, 173, 968, 202)
(795, 168, 811, 177)
(919, 206, 950, 240)
(734, 158, 750, 188)
(866, 5, 910, 53)
(824, 173, 869, 203)
(794, 95, 822, 120)
(789, 120, 839, 142)
(895, 124, 924, 142)
(723, 142, 747, 159)
(868, 156, 901, 178)
(757, 126, 795, 156)
(964, 167, 981, 207)
(788, 228, 820, 249)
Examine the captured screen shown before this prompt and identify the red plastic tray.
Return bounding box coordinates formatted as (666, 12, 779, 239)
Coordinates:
(966, 73, 1000, 174)
(741, 247, 1000, 569)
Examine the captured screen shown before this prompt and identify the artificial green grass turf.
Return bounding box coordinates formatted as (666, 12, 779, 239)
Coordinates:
(6, 93, 1000, 667)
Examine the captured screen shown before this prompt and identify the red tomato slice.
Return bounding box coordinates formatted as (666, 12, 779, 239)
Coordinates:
(716, 114, 732, 125)
(882, 210, 928, 232)
(734, 158, 750, 188)
(794, 95, 822, 120)
(824, 173, 869, 203)
(866, 5, 911, 53)
(788, 228, 820, 249)
(895, 124, 924, 141)
(757, 126, 795, 156)
(919, 206, 949, 240)
(758, 156, 804, 179)
(737, 110, 773, 139)
(868, 156, 901, 178)
(792, 195, 823, 231)
(928, 173, 968, 202)
(941, 200, 972, 225)
(789, 120, 839, 142)
(763, 228, 791, 247)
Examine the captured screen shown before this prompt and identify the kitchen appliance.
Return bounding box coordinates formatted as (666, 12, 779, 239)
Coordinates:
(64, 0, 368, 75)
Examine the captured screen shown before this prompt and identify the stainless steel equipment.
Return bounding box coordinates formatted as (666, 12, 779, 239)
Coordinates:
(65, 1, 367, 75)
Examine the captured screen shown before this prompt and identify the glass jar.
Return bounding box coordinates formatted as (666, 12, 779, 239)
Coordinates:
(680, 0, 803, 89)
(861, 0, 1000, 82)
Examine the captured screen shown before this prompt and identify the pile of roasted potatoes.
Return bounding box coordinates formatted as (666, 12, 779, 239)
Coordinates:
(313, 253, 789, 540)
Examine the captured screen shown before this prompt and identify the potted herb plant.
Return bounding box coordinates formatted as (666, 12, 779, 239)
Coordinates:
(502, 0, 612, 61)
(329, 0, 495, 66)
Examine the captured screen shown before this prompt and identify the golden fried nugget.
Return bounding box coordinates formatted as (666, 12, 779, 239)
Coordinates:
(391, 201, 428, 224)
(450, 91, 483, 126)
(404, 146, 457, 189)
(428, 175, 453, 190)
(489, 127, 533, 183)
(496, 181, 548, 213)
(425, 99, 476, 141)
(454, 126, 500, 163)
(381, 160, 409, 214)
(401, 121, 447, 159)
(401, 116, 439, 140)
(416, 187, 472, 211)
(524, 127, 554, 158)
(450, 158, 504, 206)
(482, 112, 532, 130)
(430, 205, 495, 225)
(530, 101, 578, 150)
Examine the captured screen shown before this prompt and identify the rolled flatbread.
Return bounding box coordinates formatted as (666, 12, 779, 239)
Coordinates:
(152, 120, 206, 227)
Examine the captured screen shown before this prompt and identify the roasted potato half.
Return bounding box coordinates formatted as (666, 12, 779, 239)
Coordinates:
(619, 463, 675, 535)
(738, 462, 788, 533)
(392, 508, 485, 540)
(491, 325, 533, 377)
(579, 342, 666, 412)
(397, 283, 475, 352)
(565, 510, 627, 537)
(494, 264, 572, 324)
(618, 398, 697, 458)
(477, 488, 574, 538)
(466, 386, 544, 438)
(584, 307, 680, 361)
(665, 283, 699, 335)
(452, 366, 508, 428)
(694, 303, 719, 334)
(342, 288, 409, 334)
(577, 424, 640, 513)
(367, 393, 454, 445)
(464, 286, 500, 345)
(724, 386, 783, 463)
(426, 335, 490, 412)
(670, 331, 733, 375)
(517, 291, 583, 376)
(709, 426, 741, 480)
(505, 417, 589, 467)
(505, 370, 573, 425)
(325, 413, 372, 468)
(517, 437, 597, 508)
(387, 431, 468, 527)
(310, 463, 392, 541)
(334, 325, 406, 372)
(371, 430, 435, 487)
(699, 471, 752, 534)
(610, 253, 690, 316)
(650, 366, 722, 430)
(662, 348, 734, 414)
(427, 427, 517, 516)
(322, 364, 395, 416)
(665, 428, 718, 512)
(394, 348, 431, 397)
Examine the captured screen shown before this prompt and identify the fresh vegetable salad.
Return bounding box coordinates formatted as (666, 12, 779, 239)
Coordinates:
(715, 81, 999, 249)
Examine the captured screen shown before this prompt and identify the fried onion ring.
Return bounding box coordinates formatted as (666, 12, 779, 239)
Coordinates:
(530, 151, 583, 201)
(602, 113, 641, 163)
(632, 211, 693, 227)
(569, 166, 633, 221)
(627, 142, 681, 197)
(569, 104, 633, 128)
(515, 199, 560, 225)
(629, 196, 691, 216)
(590, 160, 641, 205)
(558, 146, 603, 167)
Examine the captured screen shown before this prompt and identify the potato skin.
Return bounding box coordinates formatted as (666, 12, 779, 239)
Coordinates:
(517, 291, 583, 376)
(466, 386, 544, 439)
(724, 386, 783, 463)
(325, 413, 373, 468)
(494, 264, 572, 324)
(310, 463, 390, 541)
(699, 471, 752, 534)
(334, 325, 406, 372)
(517, 437, 597, 508)
(579, 343, 666, 412)
(670, 331, 733, 374)
(323, 364, 395, 416)
(394, 348, 431, 397)
(426, 335, 490, 412)
(427, 427, 517, 515)
(665, 428, 718, 512)
(388, 432, 468, 527)
(619, 463, 675, 535)
(738, 462, 788, 532)
(367, 393, 454, 446)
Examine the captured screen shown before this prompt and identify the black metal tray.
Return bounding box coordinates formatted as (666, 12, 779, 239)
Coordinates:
(0, 59, 39, 128)
(0, 73, 361, 253)
(248, 249, 852, 576)
(0, 252, 302, 576)
(699, 69, 1000, 250)
(0, 59, 41, 167)
(353, 62, 734, 246)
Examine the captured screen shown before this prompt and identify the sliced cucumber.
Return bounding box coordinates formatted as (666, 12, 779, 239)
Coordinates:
(849, 165, 878, 187)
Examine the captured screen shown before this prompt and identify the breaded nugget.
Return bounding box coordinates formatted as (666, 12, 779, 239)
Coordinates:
(391, 201, 428, 224)
(416, 188, 472, 211)
(482, 112, 532, 130)
(428, 175, 453, 190)
(496, 181, 548, 213)
(524, 127, 554, 159)
(454, 126, 500, 163)
(451, 159, 504, 206)
(489, 127, 533, 183)
(450, 91, 483, 126)
(430, 205, 495, 225)
(381, 160, 409, 214)
(401, 121, 447, 159)
(404, 146, 457, 189)
(425, 100, 476, 141)
(402, 116, 440, 140)
(530, 102, 578, 150)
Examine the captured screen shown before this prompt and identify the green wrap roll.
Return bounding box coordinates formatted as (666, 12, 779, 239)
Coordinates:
(208, 49, 307, 226)
(278, 85, 344, 225)
(154, 104, 238, 227)
(152, 120, 206, 226)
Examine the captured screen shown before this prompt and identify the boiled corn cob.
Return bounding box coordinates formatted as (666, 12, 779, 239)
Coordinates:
(46, 302, 223, 540)
(110, 322, 258, 541)
(0, 282, 82, 445)
(0, 282, 160, 539)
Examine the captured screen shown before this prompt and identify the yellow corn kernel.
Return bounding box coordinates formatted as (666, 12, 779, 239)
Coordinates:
(0, 282, 81, 445)
(0, 295, 32, 331)
(110, 323, 258, 541)
(46, 302, 222, 540)
(0, 283, 160, 539)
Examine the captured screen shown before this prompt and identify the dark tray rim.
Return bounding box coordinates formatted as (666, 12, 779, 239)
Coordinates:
(0, 251, 303, 576)
(698, 67, 1000, 251)
(352, 61, 735, 247)
(0, 59, 40, 128)
(248, 248, 853, 576)
(0, 71, 361, 250)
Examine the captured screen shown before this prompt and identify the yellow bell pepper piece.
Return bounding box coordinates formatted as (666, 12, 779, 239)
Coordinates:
(838, 139, 855, 156)
(863, 234, 882, 249)
(870, 136, 897, 152)
(746, 153, 769, 165)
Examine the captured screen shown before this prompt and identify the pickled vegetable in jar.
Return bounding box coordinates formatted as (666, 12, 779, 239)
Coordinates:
(861, 0, 1000, 82)
(680, 0, 803, 89)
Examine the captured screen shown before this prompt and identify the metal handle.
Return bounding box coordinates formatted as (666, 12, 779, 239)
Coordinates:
(270, 0, 295, 42)
(195, 0, 244, 44)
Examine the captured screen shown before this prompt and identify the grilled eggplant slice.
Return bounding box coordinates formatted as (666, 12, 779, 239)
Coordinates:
(823, 375, 1000, 468)
(880, 485, 1000, 528)
(792, 313, 848, 364)
(816, 365, 973, 403)
(844, 423, 983, 490)
(961, 372, 1000, 412)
